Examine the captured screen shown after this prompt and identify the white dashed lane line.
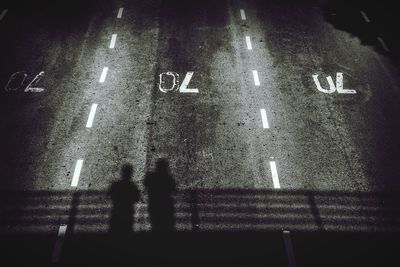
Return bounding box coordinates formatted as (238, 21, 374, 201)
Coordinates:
(283, 230, 297, 267)
(86, 103, 98, 128)
(51, 225, 67, 263)
(99, 67, 108, 83)
(360, 10, 371, 23)
(269, 161, 281, 189)
(0, 9, 8, 21)
(245, 36, 252, 50)
(71, 159, 83, 187)
(109, 34, 117, 48)
(252, 70, 260, 86)
(260, 109, 269, 129)
(240, 9, 246, 20)
(377, 37, 390, 52)
(117, 7, 124, 18)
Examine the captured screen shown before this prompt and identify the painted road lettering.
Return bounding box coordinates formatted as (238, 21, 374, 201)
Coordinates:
(159, 72, 179, 92)
(313, 72, 356, 94)
(4, 71, 45, 93)
(159, 72, 198, 93)
(179, 71, 198, 93)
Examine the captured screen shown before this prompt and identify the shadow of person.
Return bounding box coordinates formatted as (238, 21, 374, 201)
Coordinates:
(109, 164, 140, 237)
(144, 159, 176, 232)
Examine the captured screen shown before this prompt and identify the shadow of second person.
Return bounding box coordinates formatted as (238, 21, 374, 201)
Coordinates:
(109, 163, 140, 236)
(144, 159, 176, 232)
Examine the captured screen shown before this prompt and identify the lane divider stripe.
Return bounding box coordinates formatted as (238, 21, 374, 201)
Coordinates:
(71, 159, 83, 187)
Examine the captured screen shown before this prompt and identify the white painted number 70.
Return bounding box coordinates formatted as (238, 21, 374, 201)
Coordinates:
(159, 71, 199, 93)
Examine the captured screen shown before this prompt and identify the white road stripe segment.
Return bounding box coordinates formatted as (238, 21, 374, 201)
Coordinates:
(260, 109, 269, 128)
(240, 9, 246, 20)
(117, 8, 124, 18)
(71, 159, 83, 187)
(377, 37, 390, 52)
(270, 161, 280, 189)
(99, 67, 108, 83)
(0, 9, 8, 21)
(360, 10, 370, 23)
(252, 70, 260, 86)
(245, 36, 252, 50)
(51, 225, 67, 263)
(109, 34, 117, 48)
(283, 230, 297, 267)
(86, 104, 98, 128)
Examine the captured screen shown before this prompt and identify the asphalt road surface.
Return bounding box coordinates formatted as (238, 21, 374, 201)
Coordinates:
(1, 0, 400, 266)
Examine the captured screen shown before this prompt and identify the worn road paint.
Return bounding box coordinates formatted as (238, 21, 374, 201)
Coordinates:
(71, 159, 83, 187)
(283, 230, 297, 267)
(245, 36, 252, 50)
(335, 72, 357, 94)
(270, 161, 280, 189)
(99, 67, 108, 83)
(252, 70, 260, 86)
(179, 72, 199, 93)
(51, 225, 68, 263)
(260, 109, 269, 129)
(377, 37, 390, 52)
(24, 71, 45, 92)
(313, 73, 356, 94)
(159, 72, 179, 92)
(117, 8, 124, 18)
(86, 104, 98, 128)
(4, 71, 27, 91)
(360, 10, 371, 23)
(109, 34, 117, 48)
(0, 9, 8, 21)
(240, 9, 246, 20)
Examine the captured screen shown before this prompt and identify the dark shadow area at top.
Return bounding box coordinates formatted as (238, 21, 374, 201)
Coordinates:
(323, 0, 400, 63)
(144, 159, 176, 232)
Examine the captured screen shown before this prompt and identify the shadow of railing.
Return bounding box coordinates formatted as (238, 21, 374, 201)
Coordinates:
(1, 188, 399, 265)
(1, 188, 399, 233)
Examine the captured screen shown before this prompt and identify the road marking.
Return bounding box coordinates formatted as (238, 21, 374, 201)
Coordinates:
(71, 159, 83, 187)
(377, 37, 390, 52)
(260, 109, 269, 128)
(0, 9, 8, 21)
(269, 161, 280, 189)
(86, 104, 98, 128)
(245, 36, 252, 50)
(117, 8, 124, 18)
(283, 230, 297, 267)
(99, 67, 108, 83)
(252, 70, 260, 86)
(51, 225, 67, 263)
(179, 71, 199, 93)
(109, 34, 117, 48)
(360, 10, 370, 23)
(240, 9, 246, 20)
